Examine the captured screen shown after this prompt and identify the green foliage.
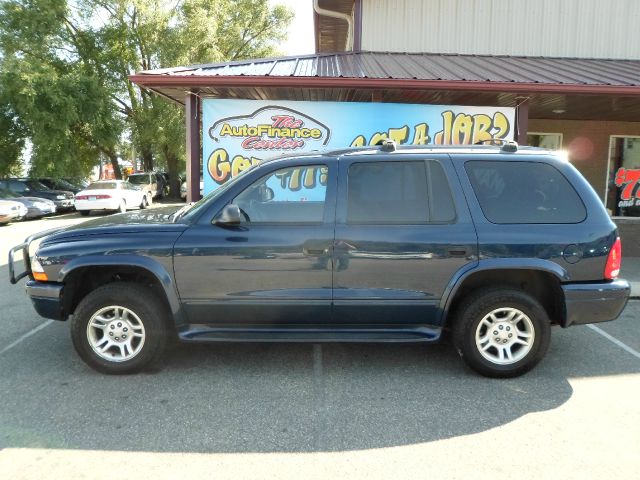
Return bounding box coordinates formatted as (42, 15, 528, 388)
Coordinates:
(0, 89, 27, 177)
(0, 0, 293, 188)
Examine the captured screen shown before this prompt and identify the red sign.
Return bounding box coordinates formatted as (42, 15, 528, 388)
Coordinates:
(615, 167, 640, 201)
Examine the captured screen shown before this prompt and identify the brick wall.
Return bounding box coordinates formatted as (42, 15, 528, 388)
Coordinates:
(527, 119, 640, 198)
(528, 119, 640, 259)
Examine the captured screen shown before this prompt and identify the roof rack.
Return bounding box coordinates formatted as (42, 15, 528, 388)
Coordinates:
(474, 138, 518, 152)
(378, 139, 397, 152)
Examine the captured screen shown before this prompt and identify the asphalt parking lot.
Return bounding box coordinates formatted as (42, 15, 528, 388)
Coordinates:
(0, 213, 639, 479)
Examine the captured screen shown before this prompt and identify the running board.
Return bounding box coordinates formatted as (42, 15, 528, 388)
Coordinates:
(178, 325, 441, 343)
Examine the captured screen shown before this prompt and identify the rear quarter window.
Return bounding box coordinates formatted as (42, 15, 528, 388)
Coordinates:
(465, 160, 586, 224)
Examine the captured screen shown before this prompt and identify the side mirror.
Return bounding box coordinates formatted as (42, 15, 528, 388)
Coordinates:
(214, 204, 242, 225)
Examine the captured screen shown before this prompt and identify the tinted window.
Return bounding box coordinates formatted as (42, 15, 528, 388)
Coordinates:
(234, 165, 327, 224)
(128, 174, 150, 185)
(9, 180, 28, 193)
(25, 180, 50, 190)
(465, 161, 586, 224)
(347, 160, 455, 224)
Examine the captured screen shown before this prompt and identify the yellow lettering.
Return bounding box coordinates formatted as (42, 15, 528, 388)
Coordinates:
(319, 166, 328, 186)
(219, 124, 233, 136)
(303, 168, 316, 188)
(369, 132, 388, 145)
(452, 114, 473, 144)
(208, 148, 231, 184)
(412, 123, 430, 145)
(471, 114, 493, 145)
(435, 111, 454, 145)
(289, 169, 302, 191)
(351, 135, 366, 147)
(493, 112, 509, 138)
(231, 155, 251, 177)
(388, 125, 409, 144)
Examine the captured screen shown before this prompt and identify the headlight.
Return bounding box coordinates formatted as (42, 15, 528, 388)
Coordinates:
(31, 256, 49, 282)
(56, 195, 65, 199)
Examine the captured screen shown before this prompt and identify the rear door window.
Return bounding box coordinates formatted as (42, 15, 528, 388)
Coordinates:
(465, 160, 586, 224)
(346, 160, 455, 224)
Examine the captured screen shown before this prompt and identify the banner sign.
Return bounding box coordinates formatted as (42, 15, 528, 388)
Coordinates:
(202, 99, 516, 194)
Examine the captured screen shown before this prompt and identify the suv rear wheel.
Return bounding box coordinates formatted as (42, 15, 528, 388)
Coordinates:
(70, 282, 170, 374)
(452, 288, 551, 378)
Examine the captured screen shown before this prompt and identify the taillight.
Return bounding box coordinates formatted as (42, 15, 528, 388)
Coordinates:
(75, 195, 87, 200)
(604, 237, 622, 280)
(95, 195, 111, 199)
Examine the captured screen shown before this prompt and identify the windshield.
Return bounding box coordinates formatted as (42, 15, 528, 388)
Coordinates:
(55, 179, 78, 190)
(86, 182, 118, 190)
(128, 174, 149, 185)
(180, 165, 258, 222)
(25, 180, 51, 191)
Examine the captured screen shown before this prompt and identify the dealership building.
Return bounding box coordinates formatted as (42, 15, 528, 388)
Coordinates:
(131, 0, 640, 248)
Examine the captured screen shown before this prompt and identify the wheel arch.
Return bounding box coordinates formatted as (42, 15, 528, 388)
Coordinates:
(440, 259, 568, 328)
(59, 255, 185, 326)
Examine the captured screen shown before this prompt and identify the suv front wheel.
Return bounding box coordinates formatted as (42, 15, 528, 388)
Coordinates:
(70, 282, 170, 374)
(452, 288, 551, 378)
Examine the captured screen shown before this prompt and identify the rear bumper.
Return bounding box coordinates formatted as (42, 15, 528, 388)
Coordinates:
(562, 279, 630, 327)
(25, 280, 65, 321)
(75, 199, 119, 210)
(53, 199, 75, 209)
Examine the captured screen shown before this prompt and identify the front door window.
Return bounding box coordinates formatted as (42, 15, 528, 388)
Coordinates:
(233, 165, 328, 224)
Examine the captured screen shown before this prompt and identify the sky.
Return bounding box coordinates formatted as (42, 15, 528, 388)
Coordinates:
(269, 0, 315, 56)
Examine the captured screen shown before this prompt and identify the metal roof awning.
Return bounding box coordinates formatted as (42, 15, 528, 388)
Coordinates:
(130, 51, 640, 121)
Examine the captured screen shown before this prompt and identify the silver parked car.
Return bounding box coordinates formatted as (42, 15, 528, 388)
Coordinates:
(0, 188, 56, 219)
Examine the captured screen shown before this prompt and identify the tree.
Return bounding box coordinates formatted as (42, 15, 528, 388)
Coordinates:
(0, 0, 293, 195)
(0, 81, 27, 177)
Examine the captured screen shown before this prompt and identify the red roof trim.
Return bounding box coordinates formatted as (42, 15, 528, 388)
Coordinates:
(129, 74, 640, 96)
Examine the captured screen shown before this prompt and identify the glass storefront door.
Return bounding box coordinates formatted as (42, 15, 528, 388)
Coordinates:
(606, 136, 640, 217)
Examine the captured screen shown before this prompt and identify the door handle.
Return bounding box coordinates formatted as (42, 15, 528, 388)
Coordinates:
(447, 246, 468, 257)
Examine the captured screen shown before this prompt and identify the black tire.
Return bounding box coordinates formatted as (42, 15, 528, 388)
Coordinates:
(452, 288, 551, 378)
(70, 282, 170, 374)
(80, 210, 90, 216)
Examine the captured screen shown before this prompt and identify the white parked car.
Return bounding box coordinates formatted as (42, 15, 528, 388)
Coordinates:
(75, 180, 148, 216)
(0, 199, 28, 224)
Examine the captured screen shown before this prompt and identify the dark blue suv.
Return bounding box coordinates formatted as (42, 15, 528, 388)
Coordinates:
(9, 142, 630, 377)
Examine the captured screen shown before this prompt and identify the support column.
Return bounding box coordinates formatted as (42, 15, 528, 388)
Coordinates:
(515, 97, 529, 145)
(185, 92, 201, 202)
